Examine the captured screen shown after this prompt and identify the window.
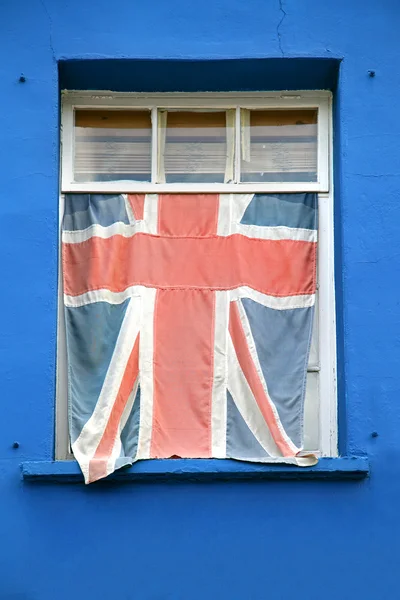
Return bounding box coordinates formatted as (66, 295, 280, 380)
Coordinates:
(57, 91, 336, 462)
(160, 111, 234, 183)
(74, 110, 152, 182)
(240, 109, 318, 183)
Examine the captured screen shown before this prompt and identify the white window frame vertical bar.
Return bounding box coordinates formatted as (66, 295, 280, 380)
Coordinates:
(60, 103, 74, 190)
(318, 93, 337, 456)
(55, 193, 70, 459)
(317, 97, 330, 191)
(318, 190, 337, 456)
(151, 107, 158, 184)
(234, 106, 241, 183)
(58, 104, 72, 458)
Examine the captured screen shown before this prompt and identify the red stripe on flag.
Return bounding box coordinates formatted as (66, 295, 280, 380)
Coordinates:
(127, 194, 145, 221)
(228, 302, 296, 457)
(63, 235, 316, 298)
(88, 334, 140, 483)
(158, 194, 219, 236)
(150, 289, 215, 458)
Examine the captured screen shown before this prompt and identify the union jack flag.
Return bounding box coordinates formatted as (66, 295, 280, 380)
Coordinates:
(63, 192, 317, 483)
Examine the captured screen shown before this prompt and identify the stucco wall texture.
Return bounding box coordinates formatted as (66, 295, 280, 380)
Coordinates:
(1, 1, 399, 598)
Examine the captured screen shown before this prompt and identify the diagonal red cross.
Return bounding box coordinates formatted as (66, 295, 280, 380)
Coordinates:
(63, 193, 315, 459)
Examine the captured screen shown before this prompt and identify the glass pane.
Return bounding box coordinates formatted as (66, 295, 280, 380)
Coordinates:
(240, 109, 318, 183)
(74, 110, 152, 182)
(160, 111, 234, 183)
(303, 372, 319, 451)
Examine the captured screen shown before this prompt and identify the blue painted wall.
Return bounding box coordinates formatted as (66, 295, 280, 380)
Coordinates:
(0, 1, 399, 597)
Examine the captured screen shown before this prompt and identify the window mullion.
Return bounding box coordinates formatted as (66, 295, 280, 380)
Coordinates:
(235, 106, 241, 183)
(151, 107, 158, 184)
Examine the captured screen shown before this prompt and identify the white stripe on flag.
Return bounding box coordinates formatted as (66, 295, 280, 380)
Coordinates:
(217, 194, 254, 236)
(232, 194, 254, 224)
(211, 291, 229, 457)
(105, 377, 140, 478)
(217, 194, 232, 236)
(65, 288, 315, 311)
(62, 221, 144, 244)
(123, 193, 136, 225)
(72, 295, 141, 482)
(142, 194, 159, 234)
(233, 223, 317, 243)
(135, 286, 157, 460)
(227, 334, 281, 457)
(64, 286, 143, 308)
(235, 299, 298, 455)
(229, 287, 315, 310)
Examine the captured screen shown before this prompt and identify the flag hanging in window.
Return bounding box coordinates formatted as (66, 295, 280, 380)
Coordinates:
(62, 192, 318, 483)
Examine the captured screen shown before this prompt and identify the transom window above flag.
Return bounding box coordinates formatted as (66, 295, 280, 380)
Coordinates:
(62, 191, 318, 483)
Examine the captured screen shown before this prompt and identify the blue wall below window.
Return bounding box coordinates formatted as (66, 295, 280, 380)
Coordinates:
(1, 0, 400, 598)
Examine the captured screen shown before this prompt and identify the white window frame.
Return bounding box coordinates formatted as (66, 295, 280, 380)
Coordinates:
(61, 90, 329, 193)
(56, 90, 337, 460)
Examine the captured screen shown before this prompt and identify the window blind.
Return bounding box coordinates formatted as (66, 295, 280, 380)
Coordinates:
(74, 110, 152, 182)
(160, 111, 234, 183)
(241, 109, 318, 182)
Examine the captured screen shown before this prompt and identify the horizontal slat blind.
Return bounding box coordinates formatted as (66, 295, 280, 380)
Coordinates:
(163, 111, 229, 182)
(72, 107, 320, 184)
(241, 109, 318, 183)
(74, 110, 152, 182)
